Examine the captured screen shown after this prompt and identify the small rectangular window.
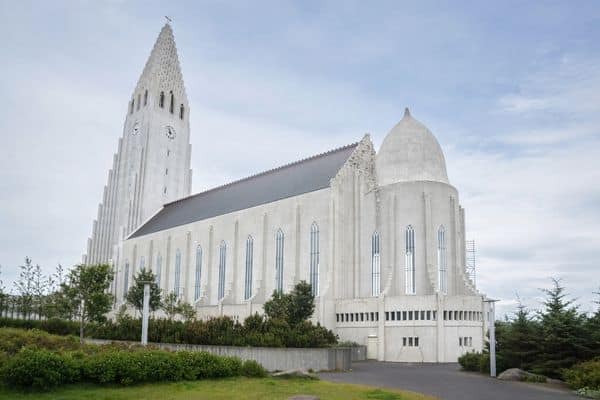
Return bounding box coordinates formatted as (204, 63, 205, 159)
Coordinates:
(459, 337, 463, 346)
(345, 313, 349, 321)
(427, 310, 431, 320)
(365, 313, 369, 321)
(408, 337, 413, 346)
(402, 311, 407, 320)
(350, 313, 354, 322)
(433, 311, 437, 320)
(391, 312, 395, 321)
(396, 311, 401, 320)
(408, 311, 413, 320)
(403, 337, 407, 346)
(336, 314, 339, 322)
(385, 312, 389, 321)
(370, 312, 374, 321)
(376, 312, 379, 321)
(414, 337, 419, 347)
(414, 310, 419, 321)
(443, 311, 447, 320)
(421, 311, 425, 320)
(454, 311, 458, 320)
(355, 313, 359, 321)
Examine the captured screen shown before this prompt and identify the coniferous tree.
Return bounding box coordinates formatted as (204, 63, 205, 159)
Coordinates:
(532, 278, 589, 378)
(583, 288, 600, 359)
(125, 268, 161, 315)
(501, 300, 540, 370)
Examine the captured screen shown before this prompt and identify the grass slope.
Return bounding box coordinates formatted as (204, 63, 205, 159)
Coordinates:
(0, 377, 436, 400)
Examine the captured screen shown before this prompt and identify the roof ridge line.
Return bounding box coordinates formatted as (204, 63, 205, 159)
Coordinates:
(164, 141, 359, 207)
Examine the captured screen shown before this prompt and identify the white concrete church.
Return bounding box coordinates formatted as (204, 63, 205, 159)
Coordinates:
(85, 24, 490, 362)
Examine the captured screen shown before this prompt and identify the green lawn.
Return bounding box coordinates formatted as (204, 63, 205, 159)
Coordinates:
(0, 377, 436, 400)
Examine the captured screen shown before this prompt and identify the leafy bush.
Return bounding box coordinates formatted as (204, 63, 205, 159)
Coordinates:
(242, 359, 267, 377)
(0, 347, 79, 390)
(564, 359, 600, 390)
(84, 348, 186, 385)
(0, 327, 81, 355)
(0, 342, 260, 390)
(0, 317, 79, 336)
(458, 351, 483, 372)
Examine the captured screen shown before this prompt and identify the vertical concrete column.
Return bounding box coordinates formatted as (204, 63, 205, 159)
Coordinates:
(378, 295, 386, 360)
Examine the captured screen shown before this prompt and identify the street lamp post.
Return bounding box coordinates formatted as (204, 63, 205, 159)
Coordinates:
(140, 281, 152, 345)
(484, 298, 499, 377)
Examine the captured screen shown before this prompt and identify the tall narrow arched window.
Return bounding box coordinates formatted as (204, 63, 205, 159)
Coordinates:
(139, 256, 145, 271)
(169, 91, 174, 114)
(275, 229, 284, 292)
(179, 104, 185, 120)
(159, 91, 165, 108)
(137, 94, 141, 110)
(437, 226, 447, 294)
(310, 222, 319, 296)
(244, 236, 253, 300)
(405, 225, 416, 294)
(218, 241, 227, 300)
(143, 90, 148, 106)
(123, 261, 130, 297)
(194, 246, 202, 301)
(372, 231, 381, 296)
(155, 254, 162, 288)
(174, 249, 181, 298)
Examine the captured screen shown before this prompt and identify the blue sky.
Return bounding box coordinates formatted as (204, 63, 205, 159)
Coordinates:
(1, 0, 599, 316)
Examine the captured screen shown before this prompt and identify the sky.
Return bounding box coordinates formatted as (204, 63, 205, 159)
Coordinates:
(1, 0, 599, 317)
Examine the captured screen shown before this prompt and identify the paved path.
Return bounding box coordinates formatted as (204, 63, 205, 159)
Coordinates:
(319, 361, 579, 400)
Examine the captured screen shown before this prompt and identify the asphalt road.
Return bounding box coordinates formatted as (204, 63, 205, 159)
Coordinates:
(319, 361, 579, 400)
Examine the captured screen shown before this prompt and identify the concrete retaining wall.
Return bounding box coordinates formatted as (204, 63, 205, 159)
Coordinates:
(86, 339, 352, 372)
(351, 345, 367, 362)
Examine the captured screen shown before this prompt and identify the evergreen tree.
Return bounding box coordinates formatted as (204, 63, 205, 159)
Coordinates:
(125, 268, 161, 315)
(532, 278, 589, 378)
(584, 288, 600, 359)
(501, 300, 540, 370)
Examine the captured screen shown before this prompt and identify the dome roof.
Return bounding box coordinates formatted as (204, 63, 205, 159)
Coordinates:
(376, 108, 449, 186)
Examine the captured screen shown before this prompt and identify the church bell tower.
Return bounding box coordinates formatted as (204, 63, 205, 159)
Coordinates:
(84, 23, 192, 266)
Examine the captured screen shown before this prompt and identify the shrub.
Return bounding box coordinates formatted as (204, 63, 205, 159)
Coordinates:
(458, 351, 483, 372)
(564, 359, 600, 390)
(0, 347, 77, 390)
(242, 359, 267, 377)
(0, 327, 80, 355)
(84, 348, 185, 385)
(0, 317, 79, 336)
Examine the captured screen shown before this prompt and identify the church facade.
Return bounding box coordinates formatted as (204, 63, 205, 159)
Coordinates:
(86, 24, 489, 363)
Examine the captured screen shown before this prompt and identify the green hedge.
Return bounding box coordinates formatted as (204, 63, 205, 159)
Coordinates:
(564, 359, 600, 391)
(0, 328, 267, 390)
(0, 315, 337, 348)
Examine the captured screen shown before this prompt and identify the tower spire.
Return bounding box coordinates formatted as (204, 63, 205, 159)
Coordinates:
(134, 24, 187, 103)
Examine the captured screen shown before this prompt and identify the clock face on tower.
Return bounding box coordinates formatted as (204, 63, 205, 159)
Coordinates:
(165, 125, 176, 140)
(131, 122, 140, 135)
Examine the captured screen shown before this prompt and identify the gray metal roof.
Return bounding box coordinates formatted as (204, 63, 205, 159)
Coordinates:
(129, 142, 358, 238)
